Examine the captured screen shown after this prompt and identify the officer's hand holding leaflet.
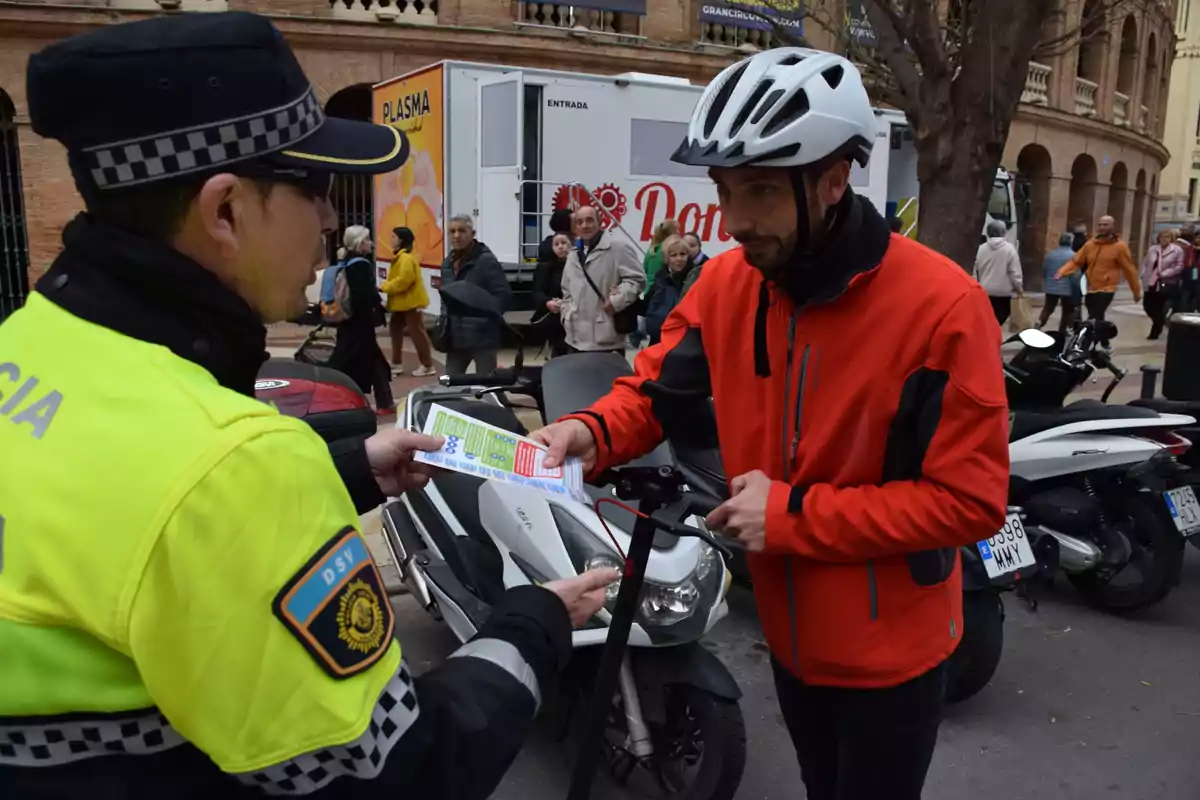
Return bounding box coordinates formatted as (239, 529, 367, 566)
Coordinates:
(364, 428, 444, 495)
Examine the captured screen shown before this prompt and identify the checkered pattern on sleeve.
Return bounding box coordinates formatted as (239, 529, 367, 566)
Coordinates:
(236, 660, 420, 796)
(0, 711, 185, 767)
(82, 88, 324, 190)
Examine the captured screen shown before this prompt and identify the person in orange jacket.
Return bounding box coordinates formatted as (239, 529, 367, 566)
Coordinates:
(1055, 214, 1142, 347)
(532, 48, 1010, 800)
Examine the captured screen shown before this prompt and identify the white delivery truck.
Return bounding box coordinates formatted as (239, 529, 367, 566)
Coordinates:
(369, 62, 1016, 314)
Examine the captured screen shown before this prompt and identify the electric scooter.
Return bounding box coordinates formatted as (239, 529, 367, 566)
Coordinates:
(387, 352, 747, 800)
(1003, 323, 1199, 612)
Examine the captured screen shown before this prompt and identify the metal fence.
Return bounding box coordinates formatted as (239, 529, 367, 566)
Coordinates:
(0, 92, 30, 324)
(328, 172, 373, 263)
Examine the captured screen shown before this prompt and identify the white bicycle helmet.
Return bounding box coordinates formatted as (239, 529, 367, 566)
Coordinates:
(672, 48, 876, 170)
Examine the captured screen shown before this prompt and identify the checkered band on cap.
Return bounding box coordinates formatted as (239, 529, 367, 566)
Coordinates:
(82, 88, 324, 190)
(0, 711, 185, 767)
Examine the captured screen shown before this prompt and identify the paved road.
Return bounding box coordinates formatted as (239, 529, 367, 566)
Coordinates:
(392, 544, 1200, 800)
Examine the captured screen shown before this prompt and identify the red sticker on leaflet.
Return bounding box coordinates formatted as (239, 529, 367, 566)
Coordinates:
(514, 441, 561, 479)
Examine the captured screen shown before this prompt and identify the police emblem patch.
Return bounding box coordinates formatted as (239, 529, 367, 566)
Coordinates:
(273, 527, 394, 678)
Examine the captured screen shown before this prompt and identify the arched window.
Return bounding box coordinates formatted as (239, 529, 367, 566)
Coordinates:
(1, 89, 30, 323)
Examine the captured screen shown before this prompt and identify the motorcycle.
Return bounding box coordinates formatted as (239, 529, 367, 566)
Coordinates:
(666, 404, 1058, 705)
(1003, 322, 1199, 612)
(388, 351, 747, 800)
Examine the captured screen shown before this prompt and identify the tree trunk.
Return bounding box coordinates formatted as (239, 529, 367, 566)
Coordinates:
(914, 124, 1005, 272)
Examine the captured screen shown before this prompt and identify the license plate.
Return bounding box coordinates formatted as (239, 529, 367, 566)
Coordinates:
(977, 513, 1038, 579)
(1164, 486, 1200, 536)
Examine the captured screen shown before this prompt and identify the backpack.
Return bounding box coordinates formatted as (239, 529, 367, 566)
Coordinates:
(321, 257, 367, 324)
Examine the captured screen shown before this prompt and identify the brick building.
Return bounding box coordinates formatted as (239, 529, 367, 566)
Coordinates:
(0, 0, 1176, 316)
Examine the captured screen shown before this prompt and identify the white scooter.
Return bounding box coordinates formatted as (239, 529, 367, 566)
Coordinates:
(382, 351, 746, 800)
(1004, 324, 1199, 612)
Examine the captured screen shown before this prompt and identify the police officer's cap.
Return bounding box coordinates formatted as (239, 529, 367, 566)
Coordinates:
(27, 12, 409, 196)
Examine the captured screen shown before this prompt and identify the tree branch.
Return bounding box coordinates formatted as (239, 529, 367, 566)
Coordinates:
(903, 0, 952, 79)
(862, 1, 923, 104)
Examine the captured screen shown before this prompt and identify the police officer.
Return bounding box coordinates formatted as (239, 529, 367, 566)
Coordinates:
(0, 12, 616, 798)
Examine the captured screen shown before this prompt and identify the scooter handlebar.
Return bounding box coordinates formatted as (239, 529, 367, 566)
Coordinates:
(439, 368, 521, 387)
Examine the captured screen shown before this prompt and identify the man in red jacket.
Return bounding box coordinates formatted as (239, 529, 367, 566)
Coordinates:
(533, 48, 1010, 800)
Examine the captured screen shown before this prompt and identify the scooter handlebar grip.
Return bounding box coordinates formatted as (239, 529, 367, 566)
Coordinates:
(684, 492, 723, 519)
(439, 369, 519, 387)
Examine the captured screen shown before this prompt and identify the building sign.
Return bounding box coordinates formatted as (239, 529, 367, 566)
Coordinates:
(699, 0, 802, 32)
(569, 0, 646, 14)
(846, 1, 877, 45)
(372, 64, 446, 268)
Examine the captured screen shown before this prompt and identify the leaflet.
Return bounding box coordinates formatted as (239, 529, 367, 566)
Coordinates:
(414, 403, 589, 503)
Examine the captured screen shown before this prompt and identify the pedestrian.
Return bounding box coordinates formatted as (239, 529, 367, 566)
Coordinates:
(644, 234, 694, 346)
(440, 213, 511, 375)
(1177, 224, 1199, 313)
(679, 232, 709, 299)
(684, 231, 710, 267)
(538, 207, 574, 264)
(329, 225, 396, 414)
(1072, 225, 1088, 253)
(973, 219, 1025, 325)
(382, 226, 436, 377)
(1056, 214, 1142, 348)
(1140, 228, 1185, 340)
(560, 204, 646, 356)
(533, 47, 1009, 800)
(0, 11, 616, 798)
(643, 218, 680, 285)
(1038, 231, 1082, 332)
(532, 231, 571, 356)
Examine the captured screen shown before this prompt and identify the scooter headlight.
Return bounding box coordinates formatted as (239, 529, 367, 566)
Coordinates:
(639, 580, 700, 626)
(695, 542, 720, 585)
(584, 554, 624, 609)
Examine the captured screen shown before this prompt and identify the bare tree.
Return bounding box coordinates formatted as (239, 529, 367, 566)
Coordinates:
(749, 0, 1161, 271)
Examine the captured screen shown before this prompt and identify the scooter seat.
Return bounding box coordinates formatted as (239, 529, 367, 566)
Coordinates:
(1129, 397, 1200, 416)
(411, 395, 528, 436)
(1010, 399, 1161, 442)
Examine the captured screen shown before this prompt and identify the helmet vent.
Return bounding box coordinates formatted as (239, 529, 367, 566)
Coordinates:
(762, 89, 810, 137)
(730, 80, 774, 137)
(821, 65, 844, 89)
(776, 54, 805, 67)
(750, 88, 786, 125)
(704, 61, 750, 139)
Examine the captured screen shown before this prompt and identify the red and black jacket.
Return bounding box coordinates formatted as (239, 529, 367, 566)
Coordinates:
(568, 196, 1010, 688)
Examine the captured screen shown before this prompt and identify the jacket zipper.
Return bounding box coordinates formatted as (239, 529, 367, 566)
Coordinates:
(781, 313, 816, 671)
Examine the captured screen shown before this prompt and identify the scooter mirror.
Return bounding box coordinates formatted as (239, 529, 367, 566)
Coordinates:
(1018, 328, 1056, 349)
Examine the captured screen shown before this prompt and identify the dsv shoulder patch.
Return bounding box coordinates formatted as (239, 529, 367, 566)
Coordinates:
(273, 527, 394, 679)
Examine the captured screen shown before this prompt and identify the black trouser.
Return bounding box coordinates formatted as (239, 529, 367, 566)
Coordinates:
(772, 658, 947, 800)
(988, 295, 1011, 325)
(1143, 288, 1174, 339)
(1038, 294, 1079, 332)
(1085, 292, 1115, 345)
(445, 348, 498, 376)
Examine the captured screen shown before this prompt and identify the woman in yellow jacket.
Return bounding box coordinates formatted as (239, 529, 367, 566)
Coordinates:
(382, 226, 436, 377)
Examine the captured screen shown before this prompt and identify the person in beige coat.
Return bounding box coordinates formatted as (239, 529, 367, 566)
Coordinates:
(560, 205, 647, 354)
(973, 219, 1025, 325)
